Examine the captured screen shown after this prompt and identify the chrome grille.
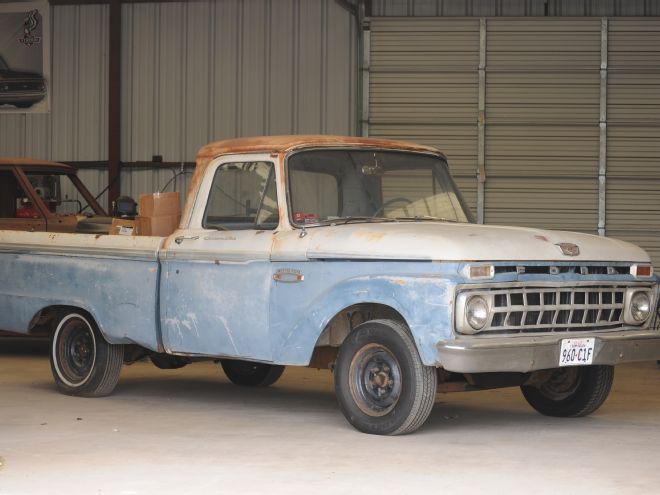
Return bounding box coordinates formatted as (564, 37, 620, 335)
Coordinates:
(488, 286, 624, 332)
(455, 284, 656, 335)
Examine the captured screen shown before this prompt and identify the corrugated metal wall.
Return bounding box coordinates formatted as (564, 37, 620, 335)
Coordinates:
(368, 18, 480, 210)
(485, 18, 600, 233)
(0, 0, 357, 205)
(368, 16, 660, 266)
(606, 18, 660, 263)
(372, 0, 660, 16)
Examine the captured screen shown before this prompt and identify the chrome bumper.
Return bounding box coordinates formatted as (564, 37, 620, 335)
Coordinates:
(437, 329, 660, 373)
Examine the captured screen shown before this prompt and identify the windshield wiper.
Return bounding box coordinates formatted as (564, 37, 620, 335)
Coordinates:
(393, 216, 460, 223)
(323, 216, 398, 226)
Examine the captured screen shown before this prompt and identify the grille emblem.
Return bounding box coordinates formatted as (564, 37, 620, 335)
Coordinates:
(556, 243, 580, 257)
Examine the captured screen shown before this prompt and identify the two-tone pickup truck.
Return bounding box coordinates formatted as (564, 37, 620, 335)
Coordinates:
(1, 136, 659, 435)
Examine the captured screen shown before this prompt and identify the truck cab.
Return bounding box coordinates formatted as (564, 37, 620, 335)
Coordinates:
(0, 158, 108, 233)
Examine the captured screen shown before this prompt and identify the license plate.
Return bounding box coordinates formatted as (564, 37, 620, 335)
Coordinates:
(559, 338, 595, 367)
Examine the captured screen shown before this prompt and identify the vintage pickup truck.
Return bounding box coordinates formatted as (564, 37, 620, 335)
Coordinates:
(1, 135, 659, 435)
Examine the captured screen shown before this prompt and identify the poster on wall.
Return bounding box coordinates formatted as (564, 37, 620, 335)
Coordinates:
(0, 1, 50, 113)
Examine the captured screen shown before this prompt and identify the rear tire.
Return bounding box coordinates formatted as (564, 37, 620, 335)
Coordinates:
(220, 359, 285, 387)
(334, 319, 437, 435)
(521, 365, 614, 417)
(50, 311, 124, 397)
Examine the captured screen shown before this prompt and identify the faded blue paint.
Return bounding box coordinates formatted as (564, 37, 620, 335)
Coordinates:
(269, 261, 461, 366)
(0, 244, 652, 368)
(0, 251, 161, 350)
(160, 259, 273, 360)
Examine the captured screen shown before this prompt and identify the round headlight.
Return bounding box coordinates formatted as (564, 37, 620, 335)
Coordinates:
(466, 296, 489, 330)
(630, 291, 651, 322)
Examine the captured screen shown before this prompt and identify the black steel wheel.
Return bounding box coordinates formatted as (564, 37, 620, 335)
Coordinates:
(50, 311, 124, 397)
(521, 365, 614, 417)
(220, 359, 285, 387)
(334, 319, 437, 435)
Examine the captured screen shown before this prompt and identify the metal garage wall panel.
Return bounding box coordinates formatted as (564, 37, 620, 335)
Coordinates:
(368, 18, 480, 213)
(371, 0, 657, 16)
(608, 73, 660, 124)
(370, 19, 480, 70)
(370, 72, 478, 124)
(121, 0, 356, 165)
(485, 177, 598, 232)
(609, 18, 660, 68)
(487, 18, 601, 69)
(0, 115, 26, 156)
(487, 72, 600, 124)
(608, 127, 660, 178)
(607, 17, 660, 266)
(486, 126, 599, 177)
(51, 5, 108, 161)
(484, 18, 600, 234)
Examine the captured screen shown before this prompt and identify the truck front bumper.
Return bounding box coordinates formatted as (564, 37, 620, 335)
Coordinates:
(437, 329, 660, 373)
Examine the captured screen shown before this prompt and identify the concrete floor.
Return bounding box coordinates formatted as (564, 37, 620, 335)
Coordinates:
(1, 339, 659, 495)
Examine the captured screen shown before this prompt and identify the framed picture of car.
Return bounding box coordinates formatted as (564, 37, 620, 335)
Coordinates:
(0, 1, 50, 113)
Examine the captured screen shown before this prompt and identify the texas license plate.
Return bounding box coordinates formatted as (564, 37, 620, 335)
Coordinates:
(559, 338, 595, 367)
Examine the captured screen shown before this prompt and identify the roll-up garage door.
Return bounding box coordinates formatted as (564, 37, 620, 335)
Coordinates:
(606, 19, 660, 265)
(368, 17, 660, 267)
(484, 19, 600, 234)
(368, 18, 480, 211)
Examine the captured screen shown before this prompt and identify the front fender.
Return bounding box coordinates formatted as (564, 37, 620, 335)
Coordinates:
(269, 268, 456, 366)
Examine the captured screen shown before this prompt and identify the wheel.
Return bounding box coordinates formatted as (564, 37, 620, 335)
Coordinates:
(220, 359, 285, 387)
(50, 311, 124, 397)
(150, 353, 191, 369)
(520, 365, 614, 417)
(334, 319, 437, 435)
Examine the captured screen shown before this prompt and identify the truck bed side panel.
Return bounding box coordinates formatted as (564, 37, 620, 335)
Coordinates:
(0, 231, 163, 350)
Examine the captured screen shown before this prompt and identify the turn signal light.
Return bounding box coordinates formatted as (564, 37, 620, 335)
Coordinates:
(630, 265, 653, 278)
(469, 265, 494, 279)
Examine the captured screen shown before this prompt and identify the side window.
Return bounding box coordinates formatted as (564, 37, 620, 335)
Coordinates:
(203, 161, 279, 231)
(0, 171, 42, 219)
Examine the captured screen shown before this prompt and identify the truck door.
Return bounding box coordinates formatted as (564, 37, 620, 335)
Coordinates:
(160, 155, 279, 361)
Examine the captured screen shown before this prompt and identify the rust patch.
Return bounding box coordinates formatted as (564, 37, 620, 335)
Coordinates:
(355, 231, 385, 242)
(94, 234, 102, 239)
(534, 235, 549, 242)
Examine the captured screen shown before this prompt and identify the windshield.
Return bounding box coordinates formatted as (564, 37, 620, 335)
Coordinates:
(288, 149, 474, 226)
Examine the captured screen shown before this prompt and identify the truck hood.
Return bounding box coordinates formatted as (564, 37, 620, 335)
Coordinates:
(301, 222, 649, 262)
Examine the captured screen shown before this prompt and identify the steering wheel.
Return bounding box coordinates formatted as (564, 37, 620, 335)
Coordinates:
(372, 197, 413, 217)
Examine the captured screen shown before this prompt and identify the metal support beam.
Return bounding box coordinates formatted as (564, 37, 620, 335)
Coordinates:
(598, 18, 608, 236)
(108, 0, 121, 209)
(359, 13, 371, 137)
(477, 18, 487, 224)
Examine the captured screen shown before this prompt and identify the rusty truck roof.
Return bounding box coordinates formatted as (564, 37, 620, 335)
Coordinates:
(179, 135, 448, 228)
(0, 157, 75, 172)
(195, 135, 445, 169)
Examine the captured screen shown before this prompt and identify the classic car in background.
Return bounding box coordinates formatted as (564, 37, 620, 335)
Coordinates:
(0, 54, 47, 109)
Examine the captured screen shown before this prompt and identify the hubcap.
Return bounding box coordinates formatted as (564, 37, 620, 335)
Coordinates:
(539, 367, 581, 400)
(349, 344, 402, 416)
(54, 316, 96, 387)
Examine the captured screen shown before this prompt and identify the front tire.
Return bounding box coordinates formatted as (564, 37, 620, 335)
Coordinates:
(220, 359, 285, 387)
(334, 319, 437, 435)
(50, 311, 124, 397)
(521, 365, 614, 417)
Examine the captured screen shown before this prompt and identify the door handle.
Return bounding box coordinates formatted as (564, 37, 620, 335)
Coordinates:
(174, 235, 199, 245)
